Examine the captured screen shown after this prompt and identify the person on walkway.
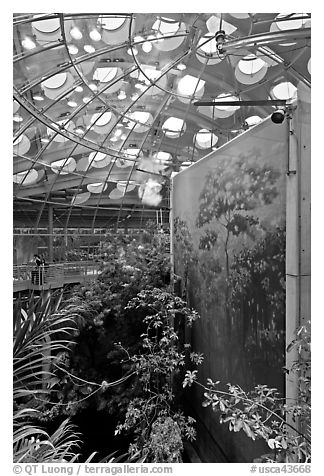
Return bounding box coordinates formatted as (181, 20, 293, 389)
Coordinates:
(34, 254, 42, 267)
(33, 254, 43, 284)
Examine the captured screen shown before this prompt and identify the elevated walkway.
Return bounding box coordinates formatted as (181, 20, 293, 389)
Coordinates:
(13, 261, 101, 292)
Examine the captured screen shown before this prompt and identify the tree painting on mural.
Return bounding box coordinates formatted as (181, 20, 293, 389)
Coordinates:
(196, 154, 280, 380)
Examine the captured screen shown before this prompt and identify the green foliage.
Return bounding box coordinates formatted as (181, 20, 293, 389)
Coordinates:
(115, 288, 199, 462)
(13, 291, 82, 462)
(188, 321, 311, 463)
(39, 230, 171, 420)
(29, 230, 200, 462)
(13, 291, 150, 463)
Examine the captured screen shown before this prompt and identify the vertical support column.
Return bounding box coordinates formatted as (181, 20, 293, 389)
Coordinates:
(169, 175, 175, 294)
(285, 107, 300, 423)
(298, 96, 311, 328)
(48, 204, 54, 263)
(285, 94, 311, 455)
(64, 226, 68, 260)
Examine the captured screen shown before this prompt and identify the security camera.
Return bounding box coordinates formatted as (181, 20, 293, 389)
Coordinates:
(215, 30, 226, 52)
(271, 108, 286, 124)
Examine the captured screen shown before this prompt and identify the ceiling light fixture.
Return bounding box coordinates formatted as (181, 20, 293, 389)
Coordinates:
(84, 44, 95, 53)
(118, 90, 126, 100)
(67, 100, 78, 107)
(74, 126, 85, 134)
(22, 37, 36, 50)
(75, 86, 83, 92)
(177, 63, 186, 71)
(13, 115, 23, 122)
(131, 93, 139, 100)
(68, 44, 79, 55)
(89, 28, 101, 41)
(127, 47, 138, 56)
(82, 96, 91, 103)
(142, 41, 153, 53)
(88, 83, 98, 91)
(33, 94, 44, 101)
(70, 26, 83, 40)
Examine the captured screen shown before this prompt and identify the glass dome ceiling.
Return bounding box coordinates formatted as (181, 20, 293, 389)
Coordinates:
(13, 13, 311, 230)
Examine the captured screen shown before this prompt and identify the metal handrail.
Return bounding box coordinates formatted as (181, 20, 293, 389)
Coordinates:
(13, 261, 101, 285)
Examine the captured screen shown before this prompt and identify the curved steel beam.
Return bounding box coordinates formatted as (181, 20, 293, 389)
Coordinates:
(224, 28, 311, 51)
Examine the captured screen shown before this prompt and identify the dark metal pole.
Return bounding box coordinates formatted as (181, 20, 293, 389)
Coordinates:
(48, 204, 54, 263)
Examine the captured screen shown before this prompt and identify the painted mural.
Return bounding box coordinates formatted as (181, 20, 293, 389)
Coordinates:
(172, 117, 288, 461)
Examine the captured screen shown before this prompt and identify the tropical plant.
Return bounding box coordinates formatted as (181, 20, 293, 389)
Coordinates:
(13, 291, 81, 462)
(184, 321, 311, 463)
(38, 230, 171, 422)
(13, 291, 148, 463)
(115, 288, 199, 462)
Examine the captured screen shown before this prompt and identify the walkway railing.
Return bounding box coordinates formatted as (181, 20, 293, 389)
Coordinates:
(13, 261, 101, 291)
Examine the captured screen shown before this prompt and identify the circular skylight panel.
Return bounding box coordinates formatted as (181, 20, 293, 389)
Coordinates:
(93, 67, 118, 83)
(91, 112, 112, 127)
(271, 81, 297, 101)
(128, 111, 152, 132)
(151, 18, 186, 51)
(13, 100, 20, 113)
(238, 54, 266, 75)
(109, 188, 125, 199)
(245, 115, 263, 127)
(195, 129, 219, 149)
(229, 13, 251, 19)
(88, 151, 111, 168)
(87, 182, 108, 193)
(98, 16, 126, 30)
(89, 151, 107, 162)
(76, 157, 90, 171)
(152, 17, 180, 35)
(178, 75, 205, 96)
(117, 181, 137, 193)
(275, 13, 309, 30)
(14, 134, 24, 145)
(13, 169, 38, 185)
(214, 94, 240, 111)
(196, 36, 223, 65)
(41, 73, 67, 89)
(209, 94, 240, 119)
(41, 71, 74, 100)
(235, 54, 268, 85)
(206, 15, 237, 35)
(198, 36, 217, 55)
(32, 16, 60, 32)
(13, 134, 31, 155)
(162, 117, 185, 138)
(51, 157, 76, 174)
(71, 191, 90, 205)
